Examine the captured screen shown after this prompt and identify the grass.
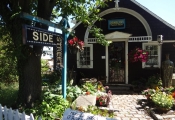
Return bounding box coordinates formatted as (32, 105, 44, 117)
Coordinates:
(0, 82, 18, 107)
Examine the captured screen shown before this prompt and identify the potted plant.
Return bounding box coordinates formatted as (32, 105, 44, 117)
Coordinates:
(96, 94, 110, 107)
(68, 36, 84, 53)
(151, 91, 174, 113)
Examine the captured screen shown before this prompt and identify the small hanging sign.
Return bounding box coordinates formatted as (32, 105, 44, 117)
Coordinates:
(108, 19, 125, 30)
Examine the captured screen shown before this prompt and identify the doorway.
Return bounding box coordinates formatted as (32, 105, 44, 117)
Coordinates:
(108, 42, 125, 83)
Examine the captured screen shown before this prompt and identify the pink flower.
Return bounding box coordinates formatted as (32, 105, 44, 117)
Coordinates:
(128, 47, 149, 63)
(78, 41, 84, 46)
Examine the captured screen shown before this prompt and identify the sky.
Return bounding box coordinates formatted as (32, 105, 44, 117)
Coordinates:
(135, 0, 175, 27)
(49, 0, 175, 32)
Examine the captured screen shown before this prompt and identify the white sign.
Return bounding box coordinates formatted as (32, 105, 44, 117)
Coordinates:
(63, 108, 117, 120)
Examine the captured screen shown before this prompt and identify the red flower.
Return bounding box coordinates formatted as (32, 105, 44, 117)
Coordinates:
(68, 39, 74, 46)
(86, 91, 90, 95)
(96, 97, 99, 100)
(99, 102, 103, 105)
(68, 36, 84, 51)
(73, 36, 78, 42)
(172, 92, 175, 98)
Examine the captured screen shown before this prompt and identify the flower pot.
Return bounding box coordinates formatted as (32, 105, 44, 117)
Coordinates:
(155, 107, 170, 113)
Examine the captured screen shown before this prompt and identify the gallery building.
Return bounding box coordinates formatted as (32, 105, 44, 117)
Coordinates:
(68, 0, 175, 85)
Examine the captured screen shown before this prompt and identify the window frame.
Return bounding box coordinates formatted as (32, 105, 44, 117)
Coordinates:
(142, 42, 161, 68)
(77, 44, 93, 68)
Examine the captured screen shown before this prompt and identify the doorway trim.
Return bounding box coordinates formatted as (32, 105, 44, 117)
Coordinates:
(105, 31, 132, 84)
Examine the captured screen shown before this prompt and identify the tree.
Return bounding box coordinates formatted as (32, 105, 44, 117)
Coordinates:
(0, 0, 109, 108)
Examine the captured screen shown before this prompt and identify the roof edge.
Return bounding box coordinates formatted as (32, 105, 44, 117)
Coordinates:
(131, 0, 175, 30)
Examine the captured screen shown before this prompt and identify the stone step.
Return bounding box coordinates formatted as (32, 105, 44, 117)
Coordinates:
(104, 84, 136, 95)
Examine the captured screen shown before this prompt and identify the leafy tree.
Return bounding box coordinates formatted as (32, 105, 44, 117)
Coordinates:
(0, 0, 109, 108)
(0, 28, 18, 84)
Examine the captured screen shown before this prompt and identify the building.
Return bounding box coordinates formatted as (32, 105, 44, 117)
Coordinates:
(68, 0, 175, 85)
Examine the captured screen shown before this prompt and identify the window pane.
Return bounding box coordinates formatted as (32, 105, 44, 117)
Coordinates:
(144, 45, 158, 66)
(79, 47, 90, 65)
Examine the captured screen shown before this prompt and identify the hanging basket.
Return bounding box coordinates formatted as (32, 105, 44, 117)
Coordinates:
(69, 48, 78, 54)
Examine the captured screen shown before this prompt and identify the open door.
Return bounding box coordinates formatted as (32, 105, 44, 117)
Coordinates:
(108, 42, 125, 83)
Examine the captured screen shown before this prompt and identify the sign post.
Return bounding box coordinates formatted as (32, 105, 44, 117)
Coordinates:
(21, 12, 70, 99)
(61, 18, 69, 99)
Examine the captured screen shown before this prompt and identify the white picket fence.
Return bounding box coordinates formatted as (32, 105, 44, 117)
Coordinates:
(0, 104, 41, 120)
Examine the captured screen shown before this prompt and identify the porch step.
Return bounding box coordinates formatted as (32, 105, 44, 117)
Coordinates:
(104, 84, 138, 95)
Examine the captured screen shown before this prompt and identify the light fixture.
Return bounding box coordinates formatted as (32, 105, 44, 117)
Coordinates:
(157, 35, 163, 45)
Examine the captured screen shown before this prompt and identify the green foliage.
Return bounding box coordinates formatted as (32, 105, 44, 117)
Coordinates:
(41, 59, 61, 85)
(74, 105, 114, 118)
(41, 59, 50, 74)
(24, 92, 70, 119)
(151, 92, 174, 109)
(52, 80, 83, 103)
(0, 82, 18, 107)
(0, 34, 18, 84)
(81, 82, 98, 94)
(55, 0, 109, 46)
(66, 85, 82, 102)
(146, 74, 162, 88)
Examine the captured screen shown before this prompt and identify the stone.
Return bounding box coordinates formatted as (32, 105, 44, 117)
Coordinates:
(73, 95, 96, 107)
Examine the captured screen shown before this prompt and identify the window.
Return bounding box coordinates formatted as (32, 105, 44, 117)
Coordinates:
(142, 42, 161, 68)
(77, 44, 93, 68)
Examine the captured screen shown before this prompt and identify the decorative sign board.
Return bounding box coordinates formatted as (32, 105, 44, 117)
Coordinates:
(22, 24, 62, 70)
(63, 108, 117, 120)
(108, 19, 125, 30)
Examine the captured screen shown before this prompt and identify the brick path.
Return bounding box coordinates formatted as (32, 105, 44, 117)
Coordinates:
(109, 95, 154, 120)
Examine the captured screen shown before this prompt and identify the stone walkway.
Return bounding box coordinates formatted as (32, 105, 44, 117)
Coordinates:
(109, 95, 154, 120)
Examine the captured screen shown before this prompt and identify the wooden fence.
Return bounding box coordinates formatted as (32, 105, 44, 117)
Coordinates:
(0, 104, 41, 120)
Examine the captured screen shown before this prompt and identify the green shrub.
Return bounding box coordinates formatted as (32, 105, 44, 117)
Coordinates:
(0, 82, 18, 107)
(24, 91, 70, 119)
(146, 74, 162, 88)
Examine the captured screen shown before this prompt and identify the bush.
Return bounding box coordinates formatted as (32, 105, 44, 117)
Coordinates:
(146, 74, 162, 88)
(0, 82, 18, 107)
(24, 91, 70, 119)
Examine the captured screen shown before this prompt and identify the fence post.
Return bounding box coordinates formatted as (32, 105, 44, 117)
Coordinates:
(22, 112, 26, 120)
(8, 108, 13, 120)
(4, 106, 7, 120)
(38, 116, 42, 120)
(14, 109, 20, 120)
(30, 113, 35, 120)
(0, 104, 2, 120)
